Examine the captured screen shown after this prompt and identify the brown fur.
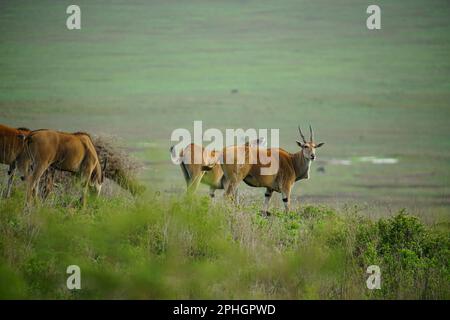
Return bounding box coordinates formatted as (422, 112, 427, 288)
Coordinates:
(24, 129, 103, 206)
(0, 124, 31, 197)
(0, 124, 30, 166)
(220, 128, 324, 214)
(171, 139, 265, 198)
(172, 143, 222, 196)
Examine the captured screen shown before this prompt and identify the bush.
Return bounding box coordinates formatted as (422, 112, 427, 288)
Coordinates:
(0, 192, 448, 299)
(93, 135, 145, 196)
(355, 212, 450, 299)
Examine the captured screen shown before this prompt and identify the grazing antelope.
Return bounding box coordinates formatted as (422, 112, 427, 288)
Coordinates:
(24, 129, 104, 206)
(220, 126, 324, 214)
(0, 124, 32, 197)
(170, 138, 265, 198)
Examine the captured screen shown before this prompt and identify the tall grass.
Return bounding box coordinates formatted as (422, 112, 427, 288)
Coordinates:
(0, 188, 448, 300)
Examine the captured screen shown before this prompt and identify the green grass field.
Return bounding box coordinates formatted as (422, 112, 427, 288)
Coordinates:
(0, 0, 449, 299)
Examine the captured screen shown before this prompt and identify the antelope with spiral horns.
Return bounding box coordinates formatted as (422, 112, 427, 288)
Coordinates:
(220, 126, 324, 214)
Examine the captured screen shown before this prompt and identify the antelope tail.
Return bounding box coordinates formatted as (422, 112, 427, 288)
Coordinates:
(170, 145, 182, 165)
(170, 145, 191, 182)
(180, 161, 191, 182)
(23, 134, 35, 169)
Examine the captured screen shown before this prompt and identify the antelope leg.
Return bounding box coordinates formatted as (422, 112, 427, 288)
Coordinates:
(262, 189, 273, 215)
(4, 164, 16, 198)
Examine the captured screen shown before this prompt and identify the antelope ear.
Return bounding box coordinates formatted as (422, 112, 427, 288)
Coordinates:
(316, 142, 325, 148)
(296, 141, 305, 148)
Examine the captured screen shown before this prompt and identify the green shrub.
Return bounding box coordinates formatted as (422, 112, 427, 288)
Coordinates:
(0, 192, 448, 299)
(355, 212, 449, 299)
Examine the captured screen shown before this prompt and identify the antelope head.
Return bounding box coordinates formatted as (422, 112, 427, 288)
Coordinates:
(296, 125, 324, 161)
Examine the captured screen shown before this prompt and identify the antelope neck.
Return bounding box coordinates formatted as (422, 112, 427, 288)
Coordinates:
(293, 151, 311, 181)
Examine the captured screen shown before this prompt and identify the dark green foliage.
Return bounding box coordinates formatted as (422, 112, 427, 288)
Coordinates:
(355, 212, 449, 299)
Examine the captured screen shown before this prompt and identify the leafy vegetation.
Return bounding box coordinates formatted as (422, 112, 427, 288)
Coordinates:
(0, 0, 449, 300)
(0, 191, 447, 299)
(356, 213, 449, 299)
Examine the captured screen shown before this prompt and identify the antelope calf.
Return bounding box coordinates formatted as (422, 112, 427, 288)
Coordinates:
(170, 138, 265, 198)
(0, 124, 32, 197)
(24, 130, 104, 206)
(220, 126, 324, 214)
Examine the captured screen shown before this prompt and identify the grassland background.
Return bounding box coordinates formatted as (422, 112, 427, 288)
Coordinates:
(0, 0, 449, 299)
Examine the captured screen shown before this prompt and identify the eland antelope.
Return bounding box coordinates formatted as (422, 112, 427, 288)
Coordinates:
(220, 126, 324, 214)
(170, 138, 265, 198)
(24, 129, 104, 206)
